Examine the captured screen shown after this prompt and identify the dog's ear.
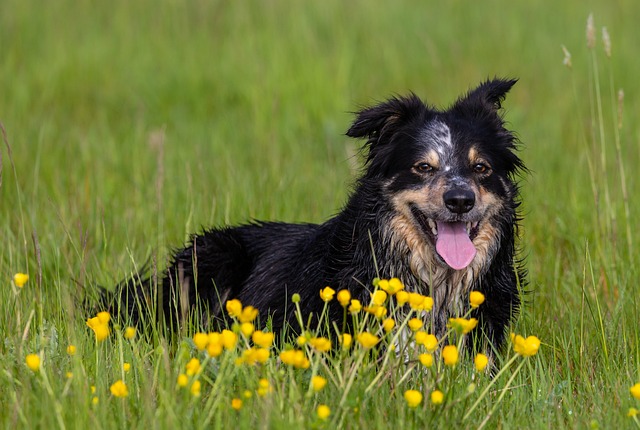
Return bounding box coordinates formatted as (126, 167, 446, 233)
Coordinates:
(346, 94, 426, 141)
(459, 78, 518, 112)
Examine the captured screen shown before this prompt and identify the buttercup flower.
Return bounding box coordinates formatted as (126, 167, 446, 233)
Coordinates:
(430, 390, 444, 405)
(240, 322, 255, 337)
(123, 362, 131, 372)
(341, 333, 353, 349)
(86, 313, 110, 342)
(252, 331, 275, 349)
(257, 378, 272, 396)
(408, 318, 423, 332)
(404, 389, 422, 408)
(221, 329, 238, 349)
(124, 327, 136, 339)
(395, 291, 409, 306)
(190, 380, 201, 397)
(177, 374, 188, 387)
(513, 335, 541, 357)
(193, 332, 209, 350)
(469, 291, 485, 308)
(237, 347, 270, 366)
(371, 290, 388, 306)
(279, 349, 310, 369)
(442, 345, 459, 366)
(357, 332, 380, 349)
(364, 305, 387, 319)
(629, 407, 639, 417)
(110, 380, 129, 398)
(66, 345, 77, 356)
(226, 299, 243, 317)
(311, 375, 327, 392)
(382, 318, 395, 333)
(206, 333, 223, 357)
(337, 289, 351, 306)
(309, 337, 332, 353)
(474, 353, 489, 372)
(92, 396, 99, 405)
(448, 317, 478, 334)
(185, 358, 201, 376)
(419, 353, 434, 368)
(97, 311, 110, 324)
(381, 277, 404, 295)
(231, 398, 243, 410)
(416, 333, 438, 352)
(630, 383, 640, 400)
(238, 307, 258, 324)
(348, 299, 362, 313)
(408, 293, 433, 311)
(26, 354, 41, 372)
(320, 286, 336, 302)
(317, 404, 331, 420)
(13, 273, 29, 288)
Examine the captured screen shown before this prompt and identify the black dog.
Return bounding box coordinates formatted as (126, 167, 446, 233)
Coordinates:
(116, 78, 525, 349)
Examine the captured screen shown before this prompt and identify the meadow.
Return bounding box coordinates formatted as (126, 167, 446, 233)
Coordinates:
(2, 0, 640, 428)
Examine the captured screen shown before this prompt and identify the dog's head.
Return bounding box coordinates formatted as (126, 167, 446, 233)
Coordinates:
(347, 79, 523, 273)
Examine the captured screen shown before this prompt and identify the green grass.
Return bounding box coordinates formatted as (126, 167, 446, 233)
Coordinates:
(2, 0, 640, 428)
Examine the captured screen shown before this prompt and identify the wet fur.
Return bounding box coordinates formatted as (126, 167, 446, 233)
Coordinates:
(114, 78, 525, 350)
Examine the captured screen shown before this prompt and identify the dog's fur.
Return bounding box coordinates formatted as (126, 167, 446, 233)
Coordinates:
(116, 78, 525, 349)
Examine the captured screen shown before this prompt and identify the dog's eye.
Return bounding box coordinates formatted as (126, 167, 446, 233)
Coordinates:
(415, 163, 435, 174)
(473, 163, 490, 174)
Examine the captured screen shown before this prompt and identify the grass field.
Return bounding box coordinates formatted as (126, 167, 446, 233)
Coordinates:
(2, 0, 640, 428)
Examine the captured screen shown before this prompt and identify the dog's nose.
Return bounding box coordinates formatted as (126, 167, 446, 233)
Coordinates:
(443, 188, 475, 214)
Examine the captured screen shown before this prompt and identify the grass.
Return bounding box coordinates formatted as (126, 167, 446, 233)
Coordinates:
(2, 0, 640, 428)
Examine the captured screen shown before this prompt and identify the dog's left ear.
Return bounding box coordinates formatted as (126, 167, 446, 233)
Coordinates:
(460, 78, 518, 112)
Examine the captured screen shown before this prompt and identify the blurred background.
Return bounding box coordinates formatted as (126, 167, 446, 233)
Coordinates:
(1, 0, 638, 324)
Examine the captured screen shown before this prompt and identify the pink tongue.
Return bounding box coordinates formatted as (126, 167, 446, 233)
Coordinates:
(435, 222, 476, 270)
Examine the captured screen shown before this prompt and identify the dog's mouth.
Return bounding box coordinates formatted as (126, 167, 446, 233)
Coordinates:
(410, 205, 480, 271)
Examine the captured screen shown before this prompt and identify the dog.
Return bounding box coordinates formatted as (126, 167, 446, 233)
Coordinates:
(114, 78, 525, 350)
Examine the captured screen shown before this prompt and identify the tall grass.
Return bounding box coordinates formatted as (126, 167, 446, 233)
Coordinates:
(2, 1, 640, 428)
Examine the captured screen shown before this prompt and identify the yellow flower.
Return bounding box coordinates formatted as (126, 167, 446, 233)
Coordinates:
(317, 404, 331, 420)
(430, 390, 444, 405)
(513, 335, 541, 357)
(469, 291, 485, 308)
(193, 332, 209, 350)
(185, 358, 201, 376)
(442, 345, 458, 367)
(395, 291, 409, 306)
(231, 398, 243, 410)
(238, 306, 259, 324)
(337, 289, 351, 307)
(408, 293, 433, 311)
(221, 329, 238, 349)
(382, 318, 395, 333)
(364, 305, 387, 319)
(97, 311, 110, 324)
(380, 277, 404, 295)
(243, 390, 252, 399)
(348, 299, 362, 313)
(240, 322, 255, 337)
(320, 286, 336, 302)
(252, 331, 275, 349)
(408, 318, 423, 332)
(238, 347, 270, 366)
(371, 290, 388, 306)
(124, 326, 136, 339)
(404, 389, 422, 408)
(91, 385, 96, 394)
(341, 333, 352, 349)
(66, 372, 73, 379)
(629, 407, 639, 417)
(257, 378, 272, 396)
(66, 345, 77, 356)
(474, 353, 489, 372)
(190, 380, 201, 397)
(280, 349, 310, 369)
(631, 383, 640, 400)
(448, 317, 478, 334)
(296, 335, 308, 346)
(418, 353, 433, 368)
(311, 375, 327, 392)
(86, 315, 110, 342)
(423, 333, 439, 352)
(110, 380, 129, 398)
(226, 299, 243, 318)
(206, 333, 223, 358)
(25, 354, 41, 372)
(92, 396, 99, 405)
(309, 337, 332, 353)
(123, 362, 131, 372)
(177, 374, 189, 387)
(13, 273, 29, 288)
(357, 332, 380, 349)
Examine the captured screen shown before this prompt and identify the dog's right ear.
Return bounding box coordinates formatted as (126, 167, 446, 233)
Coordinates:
(346, 94, 426, 142)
